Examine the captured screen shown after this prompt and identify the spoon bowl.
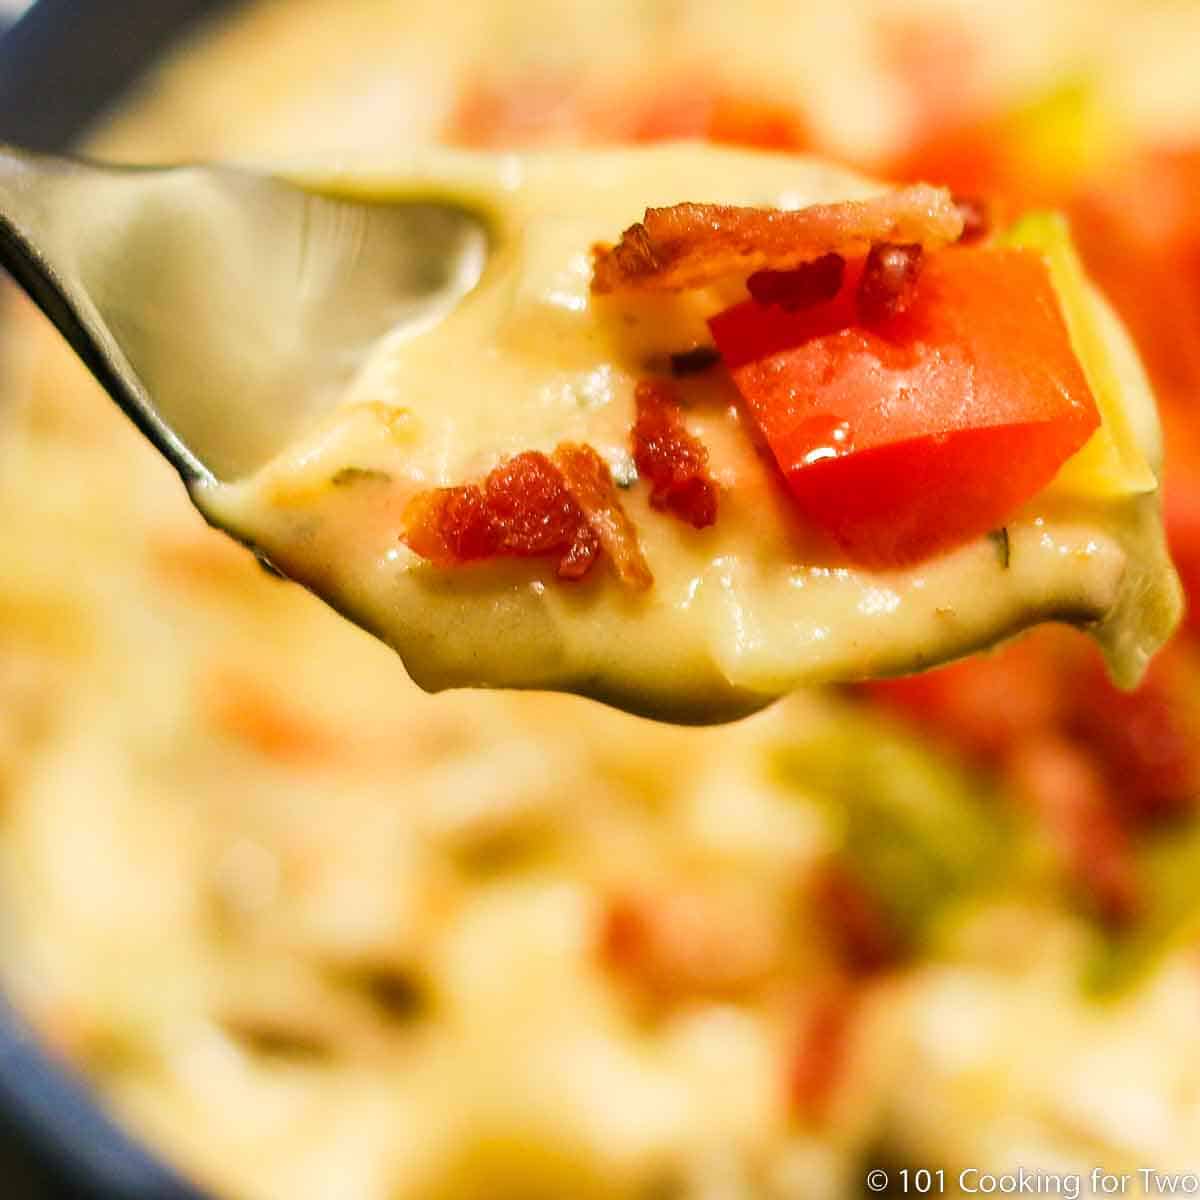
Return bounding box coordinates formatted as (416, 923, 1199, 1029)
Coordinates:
(0, 145, 489, 481)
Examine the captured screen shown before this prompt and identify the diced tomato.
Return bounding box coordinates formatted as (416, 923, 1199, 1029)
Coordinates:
(709, 246, 1100, 564)
(1063, 647, 1200, 828)
(882, 83, 1101, 216)
(625, 74, 715, 143)
(626, 67, 810, 151)
(705, 93, 810, 151)
(1070, 150, 1200, 424)
(867, 627, 1200, 916)
(450, 65, 810, 154)
(879, 12, 985, 138)
(601, 888, 779, 998)
(865, 631, 1067, 766)
(887, 119, 1017, 209)
(1167, 476, 1200, 635)
(1008, 734, 1140, 927)
(448, 69, 589, 148)
(870, 654, 1146, 921)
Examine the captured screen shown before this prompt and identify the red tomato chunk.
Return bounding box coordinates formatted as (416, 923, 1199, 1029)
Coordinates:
(747, 253, 845, 311)
(709, 246, 1100, 565)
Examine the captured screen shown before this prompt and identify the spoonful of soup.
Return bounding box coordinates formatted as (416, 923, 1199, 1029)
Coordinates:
(0, 142, 1180, 721)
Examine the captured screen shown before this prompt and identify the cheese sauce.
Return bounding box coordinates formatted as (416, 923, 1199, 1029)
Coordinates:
(196, 146, 1180, 720)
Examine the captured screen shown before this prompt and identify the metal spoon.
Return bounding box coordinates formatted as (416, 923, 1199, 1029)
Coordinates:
(0, 143, 489, 483)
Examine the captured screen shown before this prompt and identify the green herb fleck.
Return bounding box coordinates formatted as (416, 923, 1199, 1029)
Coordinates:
(331, 466, 392, 488)
(772, 716, 1009, 951)
(1085, 822, 1200, 997)
(221, 1017, 329, 1062)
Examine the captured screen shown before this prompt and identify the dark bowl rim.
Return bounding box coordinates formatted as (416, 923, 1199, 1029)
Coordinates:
(0, 3, 233, 1196)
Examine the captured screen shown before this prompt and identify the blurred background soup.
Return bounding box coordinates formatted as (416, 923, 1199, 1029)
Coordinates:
(3, 1, 1200, 1197)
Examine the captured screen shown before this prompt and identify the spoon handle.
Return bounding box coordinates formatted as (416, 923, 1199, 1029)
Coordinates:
(0, 144, 210, 480)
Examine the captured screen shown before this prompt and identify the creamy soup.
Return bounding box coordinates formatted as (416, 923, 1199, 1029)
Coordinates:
(5, 2, 1200, 1199)
(198, 145, 1179, 721)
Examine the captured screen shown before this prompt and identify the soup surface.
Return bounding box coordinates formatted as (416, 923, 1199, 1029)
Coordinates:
(3, 2, 1200, 1199)
(200, 146, 1179, 720)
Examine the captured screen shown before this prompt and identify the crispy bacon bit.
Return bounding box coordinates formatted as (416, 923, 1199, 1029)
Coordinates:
(402, 446, 651, 588)
(810, 861, 900, 975)
(632, 379, 719, 529)
(789, 986, 861, 1122)
(552, 443, 653, 590)
(402, 451, 599, 580)
(856, 242, 924, 324)
(747, 253, 846, 311)
(954, 194, 990, 244)
(591, 185, 962, 294)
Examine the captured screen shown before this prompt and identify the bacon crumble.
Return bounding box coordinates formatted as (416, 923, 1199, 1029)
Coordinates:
(402, 446, 651, 589)
(552, 443, 653, 590)
(747, 252, 846, 311)
(810, 861, 900, 975)
(668, 345, 721, 376)
(591, 184, 962, 294)
(856, 242, 924, 324)
(789, 986, 862, 1122)
(632, 379, 719, 529)
(402, 451, 597, 579)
